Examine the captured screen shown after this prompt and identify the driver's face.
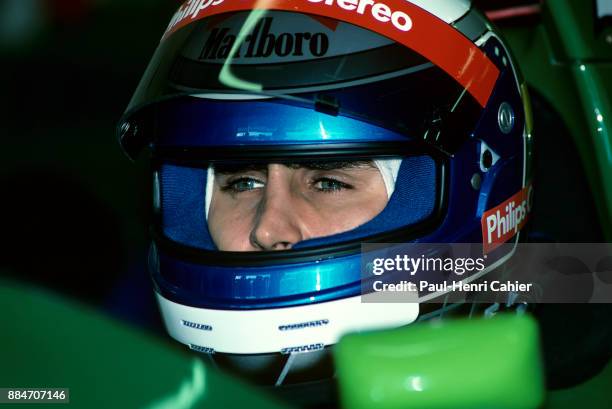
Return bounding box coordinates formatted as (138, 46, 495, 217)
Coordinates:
(208, 161, 388, 251)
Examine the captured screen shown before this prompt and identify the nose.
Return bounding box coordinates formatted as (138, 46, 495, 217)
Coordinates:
(250, 170, 304, 251)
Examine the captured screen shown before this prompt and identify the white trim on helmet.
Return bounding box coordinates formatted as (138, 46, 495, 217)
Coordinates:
(373, 158, 402, 199)
(406, 0, 471, 24)
(205, 166, 214, 220)
(157, 293, 419, 354)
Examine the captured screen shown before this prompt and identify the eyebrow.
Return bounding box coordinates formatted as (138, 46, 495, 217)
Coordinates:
(213, 161, 376, 175)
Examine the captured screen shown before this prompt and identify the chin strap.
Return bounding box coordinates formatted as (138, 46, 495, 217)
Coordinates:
(275, 353, 297, 387)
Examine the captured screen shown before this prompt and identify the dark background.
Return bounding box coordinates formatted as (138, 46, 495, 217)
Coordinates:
(0, 0, 181, 333)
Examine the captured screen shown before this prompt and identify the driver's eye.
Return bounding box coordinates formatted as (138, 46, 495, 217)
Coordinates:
(223, 177, 265, 193)
(312, 177, 353, 193)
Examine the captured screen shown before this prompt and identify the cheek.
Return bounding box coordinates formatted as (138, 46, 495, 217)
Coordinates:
(332, 196, 387, 231)
(306, 185, 389, 236)
(358, 173, 389, 216)
(208, 190, 257, 251)
(209, 212, 251, 250)
(362, 180, 390, 215)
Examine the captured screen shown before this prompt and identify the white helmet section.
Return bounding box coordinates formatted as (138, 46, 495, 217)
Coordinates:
(406, 0, 471, 24)
(157, 292, 418, 354)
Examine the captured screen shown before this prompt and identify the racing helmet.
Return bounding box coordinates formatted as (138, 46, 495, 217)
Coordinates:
(118, 0, 534, 390)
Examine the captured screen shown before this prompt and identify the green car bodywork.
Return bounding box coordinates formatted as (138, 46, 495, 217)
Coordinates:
(502, 0, 612, 240)
(1, 279, 610, 409)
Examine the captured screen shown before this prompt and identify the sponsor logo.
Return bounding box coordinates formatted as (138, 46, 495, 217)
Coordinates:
(163, 0, 497, 108)
(166, 0, 225, 34)
(189, 344, 216, 354)
(307, 0, 412, 32)
(200, 17, 329, 60)
(181, 319, 213, 331)
(166, 0, 411, 40)
(482, 183, 534, 253)
(280, 343, 325, 354)
(278, 319, 330, 331)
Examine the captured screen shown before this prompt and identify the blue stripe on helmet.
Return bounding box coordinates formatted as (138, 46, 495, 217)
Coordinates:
(155, 99, 411, 147)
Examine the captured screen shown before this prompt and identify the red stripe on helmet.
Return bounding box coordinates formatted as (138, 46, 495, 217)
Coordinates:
(164, 0, 499, 107)
(307, 15, 340, 31)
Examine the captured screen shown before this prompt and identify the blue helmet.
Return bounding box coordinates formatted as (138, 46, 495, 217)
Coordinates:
(119, 0, 533, 388)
